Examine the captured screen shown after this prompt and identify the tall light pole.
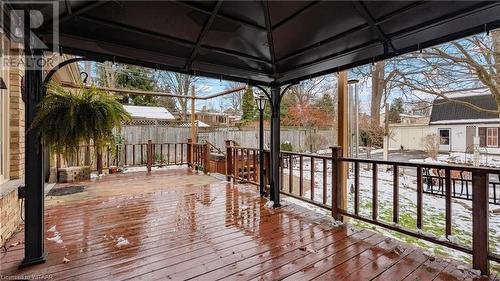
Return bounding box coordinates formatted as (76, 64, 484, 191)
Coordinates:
(348, 79, 360, 158)
(255, 94, 267, 196)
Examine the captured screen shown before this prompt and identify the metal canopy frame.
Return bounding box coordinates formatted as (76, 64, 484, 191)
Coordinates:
(8, 1, 500, 272)
(6, 1, 500, 86)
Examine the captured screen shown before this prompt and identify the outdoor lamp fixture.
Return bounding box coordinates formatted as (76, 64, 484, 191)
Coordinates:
(255, 94, 267, 111)
(255, 94, 267, 196)
(0, 77, 7, 89)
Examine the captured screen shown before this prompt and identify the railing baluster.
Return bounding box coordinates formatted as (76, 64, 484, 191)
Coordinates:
(289, 155, 293, 193)
(323, 158, 327, 205)
(393, 164, 399, 224)
(445, 169, 452, 237)
(123, 144, 127, 166)
(225, 141, 232, 181)
(280, 154, 284, 191)
(115, 145, 119, 165)
(372, 163, 378, 220)
(354, 161, 359, 215)
(311, 157, 315, 201)
(253, 149, 257, 183)
(147, 140, 152, 172)
(141, 144, 144, 164)
(234, 148, 239, 180)
(132, 144, 136, 165)
(160, 144, 163, 164)
(180, 143, 184, 164)
(174, 143, 178, 164)
(246, 149, 251, 180)
(331, 147, 342, 220)
(299, 155, 304, 197)
(167, 143, 171, 165)
(107, 145, 110, 168)
(416, 166, 423, 230)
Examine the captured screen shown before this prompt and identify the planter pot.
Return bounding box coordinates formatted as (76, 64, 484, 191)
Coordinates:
(109, 166, 118, 174)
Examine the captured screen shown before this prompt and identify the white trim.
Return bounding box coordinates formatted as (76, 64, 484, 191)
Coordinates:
(430, 118, 500, 125)
(487, 127, 498, 147)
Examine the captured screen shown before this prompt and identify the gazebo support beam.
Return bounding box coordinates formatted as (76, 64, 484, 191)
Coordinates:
(269, 86, 281, 207)
(268, 83, 295, 207)
(20, 11, 47, 268)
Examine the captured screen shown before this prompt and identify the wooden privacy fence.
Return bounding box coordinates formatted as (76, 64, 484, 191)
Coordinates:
(224, 144, 499, 275)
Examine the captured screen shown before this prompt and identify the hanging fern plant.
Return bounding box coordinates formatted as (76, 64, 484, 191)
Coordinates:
(32, 83, 130, 157)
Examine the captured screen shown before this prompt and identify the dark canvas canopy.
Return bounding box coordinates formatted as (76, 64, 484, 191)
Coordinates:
(7, 1, 500, 85)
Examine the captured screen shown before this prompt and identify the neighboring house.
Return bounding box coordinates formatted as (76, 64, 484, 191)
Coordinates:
(176, 107, 242, 128)
(399, 114, 429, 125)
(0, 29, 81, 246)
(122, 105, 176, 126)
(389, 91, 500, 154)
(429, 93, 499, 153)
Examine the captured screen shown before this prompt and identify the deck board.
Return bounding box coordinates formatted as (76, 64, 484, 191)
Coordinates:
(0, 168, 494, 280)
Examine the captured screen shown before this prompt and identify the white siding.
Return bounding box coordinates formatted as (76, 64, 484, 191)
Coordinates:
(389, 123, 500, 154)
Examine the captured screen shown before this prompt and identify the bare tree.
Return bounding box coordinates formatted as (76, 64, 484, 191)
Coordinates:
(223, 81, 245, 112)
(155, 72, 198, 121)
(421, 133, 440, 160)
(389, 29, 500, 117)
(352, 61, 399, 127)
(288, 75, 335, 105)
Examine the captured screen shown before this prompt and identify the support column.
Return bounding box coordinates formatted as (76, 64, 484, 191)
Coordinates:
(336, 71, 349, 220)
(21, 10, 47, 266)
(258, 108, 265, 196)
(269, 86, 281, 207)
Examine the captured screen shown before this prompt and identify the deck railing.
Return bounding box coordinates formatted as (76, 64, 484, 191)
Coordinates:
(225, 143, 269, 187)
(56, 140, 212, 173)
(224, 144, 499, 275)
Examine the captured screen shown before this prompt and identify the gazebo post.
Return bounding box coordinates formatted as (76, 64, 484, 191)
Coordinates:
(20, 10, 47, 267)
(336, 71, 349, 221)
(269, 85, 281, 207)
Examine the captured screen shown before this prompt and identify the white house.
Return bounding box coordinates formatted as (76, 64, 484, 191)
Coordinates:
(390, 91, 500, 154)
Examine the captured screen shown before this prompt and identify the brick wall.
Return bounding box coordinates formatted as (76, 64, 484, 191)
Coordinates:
(0, 187, 21, 246)
(9, 48, 24, 179)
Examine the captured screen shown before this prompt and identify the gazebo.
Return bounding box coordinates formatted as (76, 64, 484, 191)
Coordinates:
(5, 0, 500, 275)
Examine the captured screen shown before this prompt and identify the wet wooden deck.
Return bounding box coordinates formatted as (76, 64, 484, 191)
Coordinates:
(0, 168, 495, 280)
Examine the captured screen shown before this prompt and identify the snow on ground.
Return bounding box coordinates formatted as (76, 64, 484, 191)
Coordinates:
(282, 157, 500, 267)
(115, 236, 130, 247)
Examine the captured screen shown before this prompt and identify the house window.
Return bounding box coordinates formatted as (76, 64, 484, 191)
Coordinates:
(487, 128, 498, 147)
(439, 129, 450, 145)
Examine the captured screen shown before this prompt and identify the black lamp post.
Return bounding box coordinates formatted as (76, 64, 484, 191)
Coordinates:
(255, 94, 267, 196)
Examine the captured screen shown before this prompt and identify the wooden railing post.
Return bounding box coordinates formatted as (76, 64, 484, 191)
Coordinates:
(264, 150, 271, 195)
(147, 140, 152, 173)
(203, 142, 210, 174)
(331, 147, 343, 221)
(187, 138, 193, 167)
(225, 140, 233, 181)
(472, 170, 489, 275)
(96, 151, 103, 175)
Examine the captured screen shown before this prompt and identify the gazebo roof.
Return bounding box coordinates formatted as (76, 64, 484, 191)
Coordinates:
(10, 1, 500, 85)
